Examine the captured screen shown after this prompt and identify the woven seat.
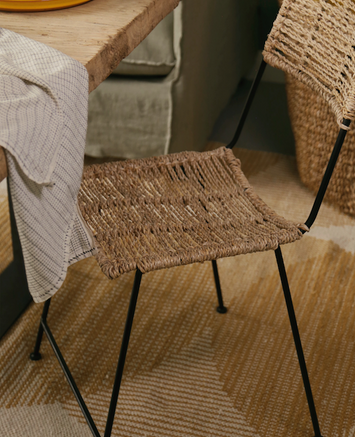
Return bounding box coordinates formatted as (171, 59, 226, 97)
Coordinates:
(78, 147, 302, 279)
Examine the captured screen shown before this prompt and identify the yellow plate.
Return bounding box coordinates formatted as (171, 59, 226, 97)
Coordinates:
(0, 0, 91, 11)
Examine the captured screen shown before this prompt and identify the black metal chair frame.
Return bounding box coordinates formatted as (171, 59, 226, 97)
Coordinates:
(29, 59, 350, 437)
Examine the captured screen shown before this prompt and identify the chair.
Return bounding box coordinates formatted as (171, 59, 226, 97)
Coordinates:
(30, 0, 355, 435)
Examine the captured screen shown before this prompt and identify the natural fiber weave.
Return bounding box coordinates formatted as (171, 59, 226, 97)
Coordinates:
(267, 0, 355, 215)
(263, 0, 355, 128)
(78, 147, 302, 279)
(285, 75, 355, 215)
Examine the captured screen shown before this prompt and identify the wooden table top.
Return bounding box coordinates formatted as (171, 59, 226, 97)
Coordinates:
(0, 0, 179, 182)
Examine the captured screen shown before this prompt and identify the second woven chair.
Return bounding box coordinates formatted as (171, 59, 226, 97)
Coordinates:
(30, 0, 355, 435)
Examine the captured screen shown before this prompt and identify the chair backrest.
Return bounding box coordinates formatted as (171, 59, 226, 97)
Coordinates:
(263, 0, 355, 129)
(227, 0, 355, 229)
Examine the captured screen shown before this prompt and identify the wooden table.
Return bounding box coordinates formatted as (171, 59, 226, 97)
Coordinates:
(0, 0, 179, 182)
(0, 0, 179, 338)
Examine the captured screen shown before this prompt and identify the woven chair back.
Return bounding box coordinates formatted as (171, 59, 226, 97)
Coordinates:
(263, 0, 355, 129)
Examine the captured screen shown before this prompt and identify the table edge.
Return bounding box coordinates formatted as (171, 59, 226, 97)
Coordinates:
(0, 0, 180, 182)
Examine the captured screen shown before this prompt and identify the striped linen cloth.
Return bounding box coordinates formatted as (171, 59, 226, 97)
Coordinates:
(0, 27, 96, 303)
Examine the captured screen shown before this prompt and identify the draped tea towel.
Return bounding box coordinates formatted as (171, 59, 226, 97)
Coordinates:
(0, 28, 96, 302)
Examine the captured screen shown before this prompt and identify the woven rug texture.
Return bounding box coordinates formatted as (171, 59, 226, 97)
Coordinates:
(1, 145, 355, 437)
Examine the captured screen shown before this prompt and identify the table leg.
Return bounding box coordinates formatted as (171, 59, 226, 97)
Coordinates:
(0, 182, 31, 339)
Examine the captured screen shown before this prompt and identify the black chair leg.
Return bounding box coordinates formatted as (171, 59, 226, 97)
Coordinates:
(275, 246, 323, 437)
(104, 268, 143, 437)
(211, 260, 227, 314)
(29, 271, 142, 437)
(30, 269, 142, 437)
(30, 298, 51, 361)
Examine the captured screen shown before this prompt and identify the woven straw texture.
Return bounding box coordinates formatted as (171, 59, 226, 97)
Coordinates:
(264, 0, 355, 128)
(265, 0, 355, 215)
(78, 147, 302, 279)
(2, 146, 355, 437)
(285, 75, 355, 215)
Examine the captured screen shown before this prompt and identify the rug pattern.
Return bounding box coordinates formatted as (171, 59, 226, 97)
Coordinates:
(1, 146, 355, 437)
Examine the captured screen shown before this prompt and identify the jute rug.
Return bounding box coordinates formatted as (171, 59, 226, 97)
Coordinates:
(1, 144, 355, 437)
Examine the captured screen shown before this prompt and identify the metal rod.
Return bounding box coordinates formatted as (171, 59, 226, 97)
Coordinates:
(211, 260, 227, 313)
(41, 318, 101, 437)
(304, 118, 350, 230)
(30, 298, 51, 361)
(275, 247, 322, 437)
(226, 59, 267, 149)
(104, 269, 143, 437)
